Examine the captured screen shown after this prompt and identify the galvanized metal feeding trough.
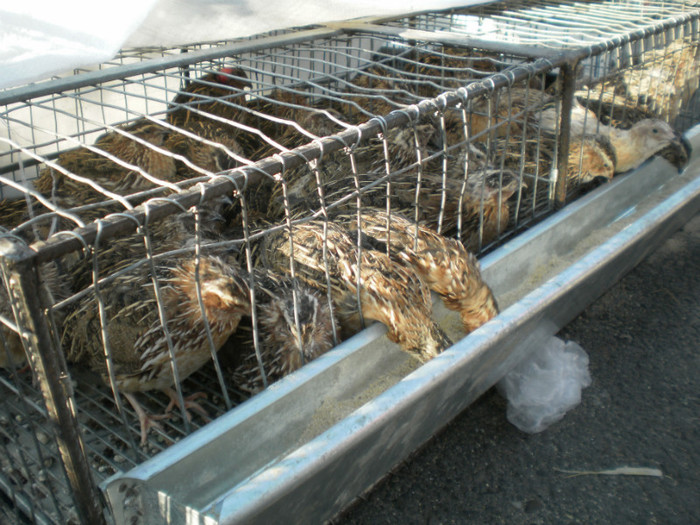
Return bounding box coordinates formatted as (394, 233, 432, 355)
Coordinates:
(1, 1, 700, 523)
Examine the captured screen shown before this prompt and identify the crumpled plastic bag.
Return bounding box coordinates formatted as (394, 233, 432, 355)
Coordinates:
(498, 336, 592, 433)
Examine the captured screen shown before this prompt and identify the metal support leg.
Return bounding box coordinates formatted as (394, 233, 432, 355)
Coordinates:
(0, 238, 106, 525)
(555, 61, 578, 209)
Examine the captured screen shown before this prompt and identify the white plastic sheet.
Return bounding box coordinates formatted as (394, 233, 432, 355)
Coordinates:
(0, 1, 158, 89)
(1, 0, 486, 90)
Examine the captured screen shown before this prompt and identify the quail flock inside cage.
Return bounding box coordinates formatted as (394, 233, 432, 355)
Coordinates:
(1, 1, 700, 523)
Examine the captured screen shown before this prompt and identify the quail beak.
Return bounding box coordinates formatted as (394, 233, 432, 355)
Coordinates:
(591, 175, 612, 185)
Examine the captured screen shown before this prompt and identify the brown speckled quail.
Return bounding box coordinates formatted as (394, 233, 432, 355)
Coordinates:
(167, 67, 261, 158)
(596, 119, 686, 174)
(167, 67, 251, 128)
(67, 197, 232, 294)
(620, 39, 700, 126)
(341, 209, 499, 333)
(352, 123, 437, 176)
(576, 89, 691, 173)
(262, 122, 437, 220)
(247, 88, 347, 156)
(322, 167, 521, 252)
(35, 119, 178, 207)
(473, 87, 689, 174)
(340, 64, 415, 124)
(229, 271, 337, 394)
(62, 253, 250, 445)
(407, 47, 503, 98)
(0, 194, 115, 245)
(259, 220, 452, 361)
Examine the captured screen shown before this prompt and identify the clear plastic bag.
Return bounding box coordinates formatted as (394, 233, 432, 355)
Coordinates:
(498, 337, 592, 433)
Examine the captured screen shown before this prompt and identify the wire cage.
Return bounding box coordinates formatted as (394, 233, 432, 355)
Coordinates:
(1, 1, 700, 523)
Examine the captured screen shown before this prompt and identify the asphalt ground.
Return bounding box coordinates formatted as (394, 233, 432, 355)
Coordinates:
(333, 213, 700, 525)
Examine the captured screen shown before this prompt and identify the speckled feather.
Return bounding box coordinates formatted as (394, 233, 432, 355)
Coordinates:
(566, 135, 616, 184)
(163, 119, 247, 178)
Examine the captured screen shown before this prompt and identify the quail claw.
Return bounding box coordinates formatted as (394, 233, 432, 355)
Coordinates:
(124, 392, 172, 447)
(164, 389, 211, 423)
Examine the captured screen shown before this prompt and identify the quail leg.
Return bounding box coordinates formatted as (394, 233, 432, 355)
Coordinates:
(123, 392, 170, 446)
(164, 388, 212, 423)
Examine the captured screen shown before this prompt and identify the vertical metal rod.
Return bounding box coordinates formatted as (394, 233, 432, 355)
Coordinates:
(555, 61, 578, 209)
(0, 239, 106, 525)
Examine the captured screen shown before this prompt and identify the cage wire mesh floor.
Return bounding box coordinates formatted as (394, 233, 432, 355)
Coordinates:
(1, 1, 700, 523)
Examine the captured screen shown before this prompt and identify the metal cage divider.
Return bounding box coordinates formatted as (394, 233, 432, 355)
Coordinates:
(555, 61, 577, 207)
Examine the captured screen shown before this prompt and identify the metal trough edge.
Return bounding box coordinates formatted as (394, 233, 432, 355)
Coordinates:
(212, 153, 700, 524)
(103, 127, 700, 524)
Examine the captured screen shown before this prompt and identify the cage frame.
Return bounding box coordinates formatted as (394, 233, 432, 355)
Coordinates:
(1, 2, 700, 523)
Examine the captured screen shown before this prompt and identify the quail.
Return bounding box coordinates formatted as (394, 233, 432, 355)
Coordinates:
(229, 271, 337, 394)
(62, 253, 250, 445)
(341, 209, 499, 333)
(259, 220, 452, 361)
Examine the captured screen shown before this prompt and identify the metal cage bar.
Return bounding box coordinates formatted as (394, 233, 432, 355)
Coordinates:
(0, 239, 105, 524)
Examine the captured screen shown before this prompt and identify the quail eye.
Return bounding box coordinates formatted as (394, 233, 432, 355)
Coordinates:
(652, 128, 659, 134)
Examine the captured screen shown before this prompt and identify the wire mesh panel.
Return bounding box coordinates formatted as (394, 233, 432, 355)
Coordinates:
(385, 0, 700, 48)
(0, 358, 82, 524)
(1, 1, 700, 523)
(380, 0, 699, 193)
(0, 30, 520, 523)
